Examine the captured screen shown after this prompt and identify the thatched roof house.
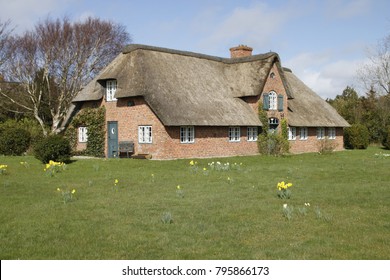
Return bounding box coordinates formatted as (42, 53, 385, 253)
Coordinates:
(71, 44, 349, 159)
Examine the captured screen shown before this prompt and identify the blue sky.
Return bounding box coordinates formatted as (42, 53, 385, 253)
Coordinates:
(1, 0, 389, 99)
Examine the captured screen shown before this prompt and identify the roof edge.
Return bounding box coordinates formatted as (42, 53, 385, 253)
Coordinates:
(122, 44, 278, 64)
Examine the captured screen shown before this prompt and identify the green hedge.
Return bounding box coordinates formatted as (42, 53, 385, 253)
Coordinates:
(34, 135, 71, 163)
(344, 124, 370, 149)
(0, 127, 31, 156)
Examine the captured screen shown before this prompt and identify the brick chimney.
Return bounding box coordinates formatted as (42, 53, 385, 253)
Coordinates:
(229, 45, 253, 58)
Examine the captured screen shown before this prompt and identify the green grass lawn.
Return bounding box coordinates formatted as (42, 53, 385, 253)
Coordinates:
(0, 147, 389, 260)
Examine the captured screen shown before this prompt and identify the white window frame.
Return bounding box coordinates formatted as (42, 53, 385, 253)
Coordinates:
(247, 127, 258, 142)
(138, 126, 152, 144)
(288, 127, 296, 140)
(269, 91, 277, 110)
(78, 126, 88, 143)
(300, 127, 308, 140)
(106, 80, 117, 102)
(317, 127, 325, 139)
(229, 127, 240, 142)
(328, 127, 336, 139)
(180, 126, 195, 143)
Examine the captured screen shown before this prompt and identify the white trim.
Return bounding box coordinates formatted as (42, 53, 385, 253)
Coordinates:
(328, 127, 336, 139)
(78, 126, 88, 143)
(180, 126, 195, 143)
(247, 127, 258, 142)
(106, 80, 117, 101)
(288, 127, 296, 140)
(138, 126, 152, 143)
(300, 127, 308, 140)
(229, 127, 240, 142)
(269, 91, 277, 110)
(317, 127, 325, 139)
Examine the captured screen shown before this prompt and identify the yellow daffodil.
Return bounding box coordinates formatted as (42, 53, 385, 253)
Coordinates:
(189, 160, 194, 166)
(114, 179, 119, 185)
(57, 188, 61, 192)
(177, 185, 181, 190)
(71, 189, 76, 194)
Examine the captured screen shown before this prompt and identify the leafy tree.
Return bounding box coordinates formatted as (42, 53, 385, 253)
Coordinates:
(1, 16, 131, 135)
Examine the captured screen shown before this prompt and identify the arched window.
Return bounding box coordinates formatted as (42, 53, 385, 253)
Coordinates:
(269, 91, 277, 110)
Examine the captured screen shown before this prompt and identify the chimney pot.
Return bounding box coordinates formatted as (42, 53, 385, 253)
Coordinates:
(229, 45, 253, 58)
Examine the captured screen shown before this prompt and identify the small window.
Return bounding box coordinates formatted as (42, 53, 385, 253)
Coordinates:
(270, 72, 275, 79)
(180, 126, 195, 143)
(300, 127, 308, 140)
(317, 127, 325, 139)
(106, 80, 117, 101)
(328, 127, 336, 139)
(78, 127, 88, 143)
(229, 127, 240, 142)
(288, 127, 296, 140)
(247, 127, 258, 141)
(138, 126, 152, 143)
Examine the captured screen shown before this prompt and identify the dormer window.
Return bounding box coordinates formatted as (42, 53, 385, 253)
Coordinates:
(106, 80, 117, 101)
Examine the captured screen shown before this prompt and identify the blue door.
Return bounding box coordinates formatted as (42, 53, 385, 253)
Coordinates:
(108, 121, 118, 158)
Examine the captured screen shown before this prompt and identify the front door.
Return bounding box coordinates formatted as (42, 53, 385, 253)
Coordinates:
(108, 121, 118, 158)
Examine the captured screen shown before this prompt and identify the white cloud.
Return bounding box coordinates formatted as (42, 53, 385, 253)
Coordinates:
(0, 0, 76, 33)
(285, 52, 365, 99)
(195, 2, 297, 55)
(325, 0, 371, 19)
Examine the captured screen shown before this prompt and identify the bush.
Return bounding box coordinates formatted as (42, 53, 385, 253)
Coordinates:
(258, 132, 290, 156)
(34, 135, 72, 163)
(0, 127, 31, 155)
(382, 127, 390, 150)
(317, 137, 337, 154)
(344, 124, 370, 149)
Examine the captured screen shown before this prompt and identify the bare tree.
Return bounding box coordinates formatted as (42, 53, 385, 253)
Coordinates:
(358, 34, 390, 96)
(0, 19, 13, 71)
(1, 16, 131, 135)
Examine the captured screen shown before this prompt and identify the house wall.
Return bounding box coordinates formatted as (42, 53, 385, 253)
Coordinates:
(101, 97, 259, 159)
(289, 127, 344, 153)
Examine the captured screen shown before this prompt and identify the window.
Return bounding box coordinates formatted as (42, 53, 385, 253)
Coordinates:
(78, 127, 88, 143)
(247, 127, 258, 141)
(229, 127, 240, 142)
(138, 126, 152, 143)
(180, 126, 195, 143)
(269, 91, 277, 110)
(106, 80, 117, 101)
(269, 117, 279, 133)
(317, 127, 325, 139)
(288, 127, 296, 140)
(300, 127, 308, 140)
(328, 127, 336, 139)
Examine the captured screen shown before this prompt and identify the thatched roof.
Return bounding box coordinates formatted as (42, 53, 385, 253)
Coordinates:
(285, 69, 350, 127)
(72, 44, 348, 128)
(73, 44, 288, 126)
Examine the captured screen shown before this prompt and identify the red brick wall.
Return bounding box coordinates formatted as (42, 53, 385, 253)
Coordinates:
(103, 96, 259, 159)
(289, 127, 344, 153)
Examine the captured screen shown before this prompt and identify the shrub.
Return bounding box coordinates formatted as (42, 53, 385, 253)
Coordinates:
(0, 127, 31, 156)
(382, 126, 390, 150)
(258, 133, 289, 156)
(34, 135, 71, 163)
(317, 137, 337, 154)
(344, 124, 370, 149)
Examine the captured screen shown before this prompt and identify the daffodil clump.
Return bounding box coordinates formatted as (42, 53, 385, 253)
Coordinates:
(277, 181, 293, 199)
(0, 164, 8, 175)
(20, 161, 29, 168)
(176, 185, 185, 198)
(57, 187, 76, 204)
(44, 160, 66, 176)
(113, 179, 119, 191)
(189, 160, 199, 173)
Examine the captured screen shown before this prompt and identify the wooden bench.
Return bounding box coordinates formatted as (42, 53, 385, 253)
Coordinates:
(118, 141, 134, 158)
